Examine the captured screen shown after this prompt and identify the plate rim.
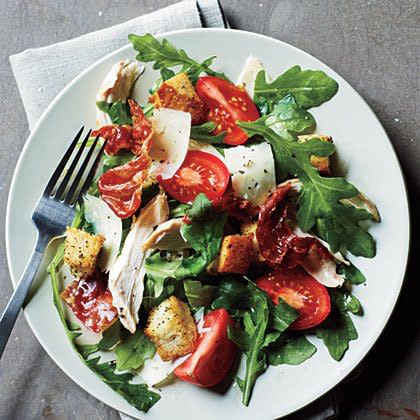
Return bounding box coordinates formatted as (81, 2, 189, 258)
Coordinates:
(5, 27, 411, 418)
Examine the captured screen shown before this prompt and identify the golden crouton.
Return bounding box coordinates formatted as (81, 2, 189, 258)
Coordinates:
(208, 234, 254, 275)
(240, 222, 264, 262)
(150, 72, 207, 124)
(298, 134, 332, 175)
(64, 227, 104, 278)
(145, 296, 197, 361)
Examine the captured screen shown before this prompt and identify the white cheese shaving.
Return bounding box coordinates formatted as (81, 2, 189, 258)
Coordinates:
(150, 108, 191, 179)
(224, 142, 276, 205)
(140, 352, 190, 387)
(83, 194, 122, 272)
(236, 56, 266, 98)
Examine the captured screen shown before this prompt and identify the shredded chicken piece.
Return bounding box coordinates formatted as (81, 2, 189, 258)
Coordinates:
(108, 191, 169, 333)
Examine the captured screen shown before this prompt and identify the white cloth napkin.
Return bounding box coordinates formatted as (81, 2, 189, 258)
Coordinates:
(9, 0, 227, 130)
(9, 1, 338, 418)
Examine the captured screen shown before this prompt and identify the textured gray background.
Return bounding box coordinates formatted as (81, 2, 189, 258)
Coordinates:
(0, 0, 419, 419)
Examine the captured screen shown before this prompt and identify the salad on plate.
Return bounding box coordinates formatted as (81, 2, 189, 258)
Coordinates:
(48, 33, 380, 412)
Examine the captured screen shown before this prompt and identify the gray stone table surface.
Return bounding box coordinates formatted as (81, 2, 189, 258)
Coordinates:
(0, 1, 418, 419)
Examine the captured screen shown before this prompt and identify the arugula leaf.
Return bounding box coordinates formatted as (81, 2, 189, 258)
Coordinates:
(238, 119, 376, 257)
(144, 251, 190, 297)
(316, 288, 361, 361)
(268, 335, 317, 366)
(228, 290, 269, 406)
(184, 279, 217, 310)
(190, 122, 227, 144)
(216, 279, 298, 406)
(265, 94, 316, 138)
(145, 195, 226, 296)
(86, 357, 160, 412)
(180, 194, 227, 274)
(128, 33, 228, 82)
(169, 200, 190, 218)
(96, 100, 132, 125)
(48, 241, 160, 413)
(211, 278, 253, 317)
(98, 322, 122, 350)
(338, 262, 366, 285)
(254, 66, 339, 113)
(115, 330, 156, 371)
(270, 299, 299, 333)
(102, 151, 135, 172)
(78, 322, 122, 358)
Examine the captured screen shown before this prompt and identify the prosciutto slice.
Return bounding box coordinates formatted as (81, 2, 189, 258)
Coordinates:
(256, 181, 344, 287)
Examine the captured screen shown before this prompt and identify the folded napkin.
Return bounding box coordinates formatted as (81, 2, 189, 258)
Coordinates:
(9, 1, 339, 418)
(10, 0, 227, 130)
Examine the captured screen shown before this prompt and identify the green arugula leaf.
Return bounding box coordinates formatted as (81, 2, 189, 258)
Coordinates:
(316, 288, 361, 361)
(115, 330, 156, 371)
(265, 94, 316, 138)
(102, 151, 135, 172)
(216, 279, 298, 406)
(184, 279, 217, 310)
(48, 240, 160, 413)
(211, 278, 253, 317)
(128, 33, 228, 82)
(78, 322, 122, 358)
(338, 262, 366, 285)
(270, 299, 299, 333)
(228, 290, 270, 406)
(268, 335, 317, 366)
(190, 122, 227, 144)
(238, 119, 376, 257)
(254, 66, 339, 113)
(86, 357, 160, 412)
(99, 322, 122, 350)
(144, 251, 190, 297)
(169, 200, 191, 218)
(96, 100, 132, 125)
(180, 193, 227, 274)
(78, 343, 99, 359)
(145, 195, 227, 293)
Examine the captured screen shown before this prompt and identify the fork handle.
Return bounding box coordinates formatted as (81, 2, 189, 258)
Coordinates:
(0, 236, 47, 359)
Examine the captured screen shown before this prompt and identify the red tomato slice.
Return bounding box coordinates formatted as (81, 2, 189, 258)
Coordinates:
(174, 308, 237, 387)
(60, 272, 118, 333)
(256, 267, 331, 330)
(98, 154, 150, 218)
(196, 76, 260, 145)
(157, 150, 230, 204)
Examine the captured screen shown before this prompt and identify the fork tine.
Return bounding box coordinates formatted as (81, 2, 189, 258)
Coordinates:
(64, 135, 101, 205)
(54, 129, 92, 200)
(74, 140, 107, 205)
(43, 126, 85, 196)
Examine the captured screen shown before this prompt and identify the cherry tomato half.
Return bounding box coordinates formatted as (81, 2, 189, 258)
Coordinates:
(256, 267, 331, 330)
(157, 150, 230, 204)
(196, 76, 260, 145)
(174, 308, 237, 387)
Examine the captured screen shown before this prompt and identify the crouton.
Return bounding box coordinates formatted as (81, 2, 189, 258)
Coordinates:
(145, 296, 197, 361)
(150, 72, 207, 124)
(298, 134, 332, 175)
(240, 222, 264, 262)
(64, 227, 104, 278)
(208, 234, 254, 275)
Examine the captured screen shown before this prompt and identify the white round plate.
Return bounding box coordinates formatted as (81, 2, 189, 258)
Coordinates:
(6, 29, 409, 419)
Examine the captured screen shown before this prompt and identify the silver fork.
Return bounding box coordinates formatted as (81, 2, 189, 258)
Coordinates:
(0, 127, 106, 359)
